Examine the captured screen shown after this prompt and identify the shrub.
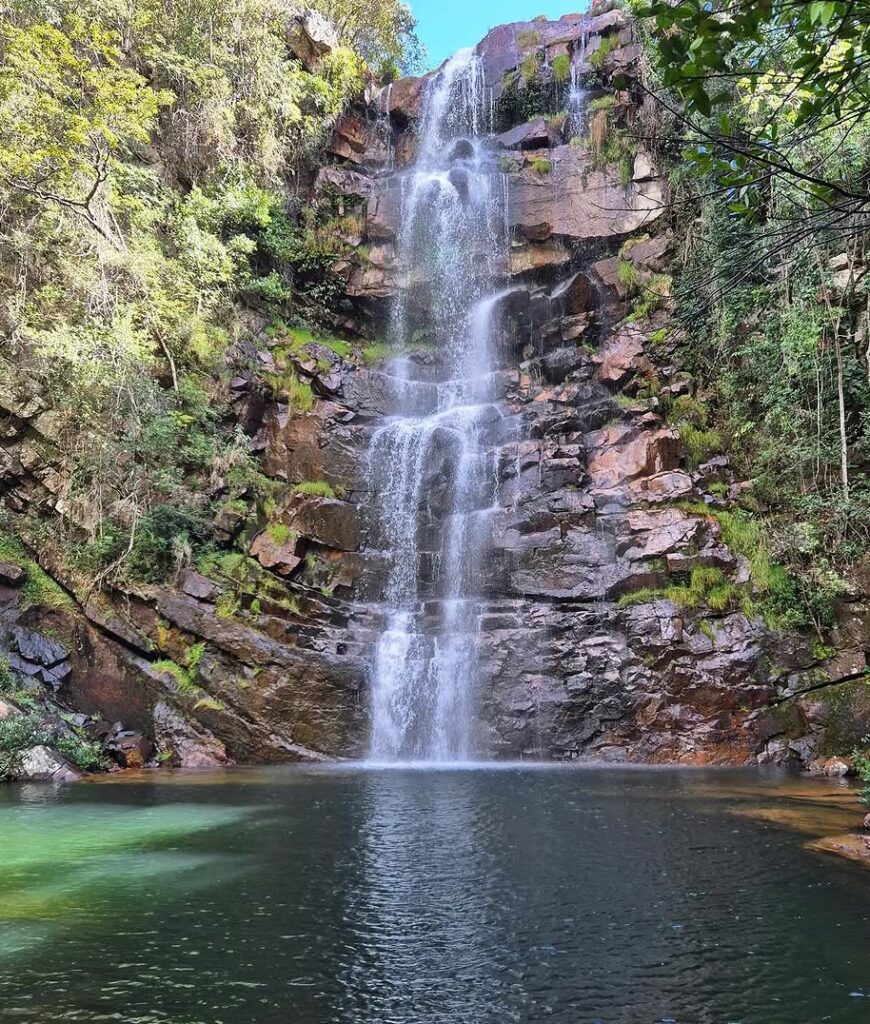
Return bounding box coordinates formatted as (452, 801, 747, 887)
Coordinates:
(293, 481, 337, 499)
(520, 51, 542, 85)
(617, 258, 637, 289)
(551, 54, 571, 84)
(852, 749, 870, 805)
(0, 714, 46, 781)
(56, 734, 107, 772)
(530, 158, 552, 175)
(588, 33, 620, 70)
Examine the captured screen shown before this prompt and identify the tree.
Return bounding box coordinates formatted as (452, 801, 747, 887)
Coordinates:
(0, 15, 166, 237)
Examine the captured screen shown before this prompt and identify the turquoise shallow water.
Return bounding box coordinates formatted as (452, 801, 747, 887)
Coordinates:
(0, 765, 868, 1024)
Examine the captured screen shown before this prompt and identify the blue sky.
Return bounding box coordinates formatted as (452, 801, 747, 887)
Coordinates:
(410, 1, 588, 68)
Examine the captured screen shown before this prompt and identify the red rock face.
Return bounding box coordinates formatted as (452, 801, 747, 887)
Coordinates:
(0, 11, 857, 772)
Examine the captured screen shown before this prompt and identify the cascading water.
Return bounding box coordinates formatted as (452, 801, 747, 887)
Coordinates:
(366, 49, 508, 763)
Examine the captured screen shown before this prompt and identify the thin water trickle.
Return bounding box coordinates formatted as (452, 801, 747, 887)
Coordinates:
(366, 50, 509, 762)
(567, 61, 588, 139)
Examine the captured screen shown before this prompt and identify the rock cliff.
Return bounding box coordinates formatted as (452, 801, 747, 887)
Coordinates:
(1, 8, 867, 771)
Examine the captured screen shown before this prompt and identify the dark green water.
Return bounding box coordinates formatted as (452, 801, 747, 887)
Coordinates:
(0, 766, 869, 1024)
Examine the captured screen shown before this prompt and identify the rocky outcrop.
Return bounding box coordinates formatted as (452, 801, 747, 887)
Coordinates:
(0, 7, 864, 772)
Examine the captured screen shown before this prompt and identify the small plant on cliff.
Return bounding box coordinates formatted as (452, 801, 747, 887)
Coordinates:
(56, 732, 107, 773)
(154, 659, 197, 694)
(293, 481, 337, 499)
(588, 94, 617, 113)
(550, 54, 571, 84)
(617, 258, 637, 290)
(530, 158, 553, 175)
(520, 51, 542, 86)
(0, 714, 46, 781)
(588, 32, 619, 70)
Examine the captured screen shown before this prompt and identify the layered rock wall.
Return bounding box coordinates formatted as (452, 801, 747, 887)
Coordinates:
(1, 8, 867, 769)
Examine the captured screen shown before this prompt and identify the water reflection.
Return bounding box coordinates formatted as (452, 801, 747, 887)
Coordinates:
(1, 768, 870, 1023)
(343, 770, 508, 1020)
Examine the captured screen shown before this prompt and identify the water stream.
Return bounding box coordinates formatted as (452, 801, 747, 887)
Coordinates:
(366, 50, 508, 762)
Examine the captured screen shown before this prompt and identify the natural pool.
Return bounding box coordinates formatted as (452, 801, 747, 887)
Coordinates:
(0, 766, 868, 1023)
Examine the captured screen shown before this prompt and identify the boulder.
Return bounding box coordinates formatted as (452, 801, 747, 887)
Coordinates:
(104, 728, 152, 769)
(19, 745, 82, 783)
(180, 569, 221, 603)
(250, 528, 302, 575)
(595, 325, 652, 385)
(497, 118, 559, 151)
(386, 75, 427, 123)
(807, 756, 854, 777)
(288, 496, 359, 552)
(0, 562, 25, 586)
(154, 701, 229, 768)
(284, 8, 338, 69)
(12, 628, 68, 668)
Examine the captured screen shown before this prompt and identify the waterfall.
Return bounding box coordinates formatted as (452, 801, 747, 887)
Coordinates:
(566, 62, 588, 140)
(366, 49, 508, 763)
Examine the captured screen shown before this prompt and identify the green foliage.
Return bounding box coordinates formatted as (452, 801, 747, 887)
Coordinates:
(617, 587, 663, 608)
(0, 0, 398, 589)
(641, 0, 870, 215)
(588, 32, 619, 70)
(530, 158, 552, 175)
(626, 274, 671, 323)
(550, 54, 571, 84)
(520, 51, 542, 86)
(293, 481, 337, 499)
(500, 157, 522, 174)
(588, 94, 617, 113)
(266, 522, 294, 545)
(361, 342, 393, 365)
(0, 530, 76, 611)
(56, 732, 107, 772)
(617, 566, 741, 614)
(0, 714, 46, 781)
(154, 658, 196, 693)
(617, 258, 637, 289)
(852, 747, 870, 804)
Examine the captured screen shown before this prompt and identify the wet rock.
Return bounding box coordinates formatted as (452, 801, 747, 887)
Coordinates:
(807, 756, 854, 777)
(507, 145, 666, 242)
(19, 745, 82, 783)
(595, 325, 652, 385)
(498, 117, 559, 151)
